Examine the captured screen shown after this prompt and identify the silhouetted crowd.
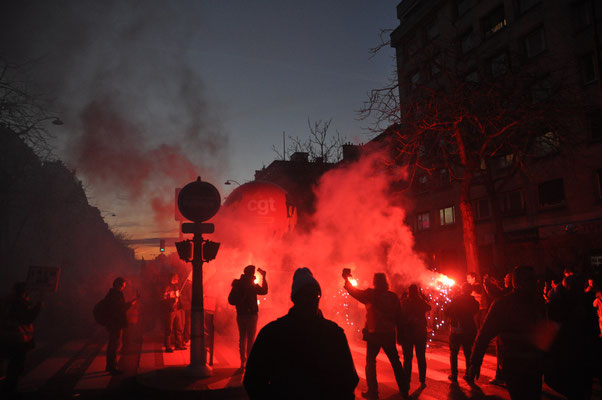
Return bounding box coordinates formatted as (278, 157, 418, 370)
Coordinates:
(241, 265, 601, 400)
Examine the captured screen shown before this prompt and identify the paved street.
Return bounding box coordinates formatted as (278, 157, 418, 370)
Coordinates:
(4, 324, 595, 400)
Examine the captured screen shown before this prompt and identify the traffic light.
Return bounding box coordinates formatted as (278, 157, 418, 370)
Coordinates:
(160, 239, 166, 252)
(202, 240, 220, 262)
(175, 240, 193, 262)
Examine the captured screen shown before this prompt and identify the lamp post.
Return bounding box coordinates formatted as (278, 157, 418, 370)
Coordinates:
(224, 180, 241, 186)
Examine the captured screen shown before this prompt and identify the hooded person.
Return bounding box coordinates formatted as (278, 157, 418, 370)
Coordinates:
(243, 267, 359, 400)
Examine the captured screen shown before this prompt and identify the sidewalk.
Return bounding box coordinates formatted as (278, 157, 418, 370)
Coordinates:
(134, 331, 248, 399)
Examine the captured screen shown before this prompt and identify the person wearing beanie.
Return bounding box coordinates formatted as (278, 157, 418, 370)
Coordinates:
(244, 267, 358, 400)
(228, 265, 268, 368)
(344, 271, 408, 399)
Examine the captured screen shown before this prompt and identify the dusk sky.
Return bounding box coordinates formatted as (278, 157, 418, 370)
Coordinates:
(1, 1, 400, 257)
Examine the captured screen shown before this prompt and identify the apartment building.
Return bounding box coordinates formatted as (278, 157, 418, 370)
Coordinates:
(390, 0, 602, 279)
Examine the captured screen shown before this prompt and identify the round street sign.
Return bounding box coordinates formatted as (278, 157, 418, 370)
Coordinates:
(177, 177, 221, 222)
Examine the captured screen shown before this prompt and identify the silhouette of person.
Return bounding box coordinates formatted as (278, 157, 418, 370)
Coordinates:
(0, 282, 42, 393)
(228, 265, 268, 368)
(344, 272, 408, 399)
(467, 266, 547, 399)
(399, 284, 431, 388)
(545, 274, 600, 399)
(161, 273, 185, 352)
(103, 277, 137, 375)
(244, 267, 358, 399)
(444, 282, 478, 383)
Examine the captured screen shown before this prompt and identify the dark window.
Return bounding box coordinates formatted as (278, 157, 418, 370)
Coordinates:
(427, 21, 440, 40)
(531, 78, 551, 102)
(460, 29, 475, 54)
(415, 174, 429, 193)
(573, 2, 592, 31)
(534, 131, 560, 157)
(502, 189, 525, 214)
(524, 27, 546, 58)
(465, 70, 479, 82)
(588, 109, 602, 141)
(490, 51, 509, 76)
(416, 212, 431, 231)
(456, 0, 471, 18)
(538, 179, 565, 207)
(517, 0, 541, 14)
(482, 6, 507, 38)
(475, 198, 491, 219)
(438, 168, 450, 187)
(580, 53, 597, 84)
(440, 206, 456, 225)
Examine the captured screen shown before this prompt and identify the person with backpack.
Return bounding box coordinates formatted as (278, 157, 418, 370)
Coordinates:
(343, 271, 408, 399)
(100, 277, 137, 375)
(228, 265, 268, 369)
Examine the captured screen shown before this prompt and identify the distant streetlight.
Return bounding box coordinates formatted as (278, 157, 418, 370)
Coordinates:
(224, 180, 241, 186)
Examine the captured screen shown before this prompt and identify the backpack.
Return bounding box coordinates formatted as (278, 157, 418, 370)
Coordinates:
(93, 296, 110, 326)
(228, 280, 241, 306)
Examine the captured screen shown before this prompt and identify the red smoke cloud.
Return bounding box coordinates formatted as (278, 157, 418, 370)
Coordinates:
(201, 147, 433, 341)
(73, 97, 206, 225)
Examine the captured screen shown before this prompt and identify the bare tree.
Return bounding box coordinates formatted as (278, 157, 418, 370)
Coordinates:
(360, 42, 583, 274)
(272, 118, 346, 163)
(0, 59, 59, 156)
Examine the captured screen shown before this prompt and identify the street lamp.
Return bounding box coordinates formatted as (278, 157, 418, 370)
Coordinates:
(224, 180, 241, 186)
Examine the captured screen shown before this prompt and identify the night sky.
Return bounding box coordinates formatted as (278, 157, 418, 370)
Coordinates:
(1, 1, 399, 257)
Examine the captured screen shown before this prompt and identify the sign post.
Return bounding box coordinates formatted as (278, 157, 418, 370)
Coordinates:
(177, 177, 221, 378)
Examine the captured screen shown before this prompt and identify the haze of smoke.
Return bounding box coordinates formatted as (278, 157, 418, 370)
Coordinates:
(0, 1, 229, 228)
(203, 147, 431, 342)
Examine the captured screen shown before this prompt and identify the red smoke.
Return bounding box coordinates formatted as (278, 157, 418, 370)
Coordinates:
(201, 148, 433, 341)
(73, 97, 205, 225)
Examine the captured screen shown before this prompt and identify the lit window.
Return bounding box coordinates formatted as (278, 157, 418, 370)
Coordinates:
(482, 6, 507, 38)
(440, 206, 456, 225)
(416, 212, 431, 231)
(524, 27, 546, 58)
(538, 179, 565, 207)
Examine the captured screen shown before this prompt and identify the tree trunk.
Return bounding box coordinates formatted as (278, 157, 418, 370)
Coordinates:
(454, 122, 480, 275)
(459, 178, 479, 275)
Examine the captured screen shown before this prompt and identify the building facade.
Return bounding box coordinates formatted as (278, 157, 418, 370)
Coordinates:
(390, 0, 602, 279)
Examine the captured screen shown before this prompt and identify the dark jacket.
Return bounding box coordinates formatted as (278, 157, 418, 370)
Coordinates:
(243, 306, 359, 400)
(1, 294, 41, 344)
(229, 274, 268, 316)
(346, 285, 402, 334)
(105, 288, 132, 329)
(445, 293, 479, 335)
(400, 294, 431, 337)
(470, 291, 546, 375)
